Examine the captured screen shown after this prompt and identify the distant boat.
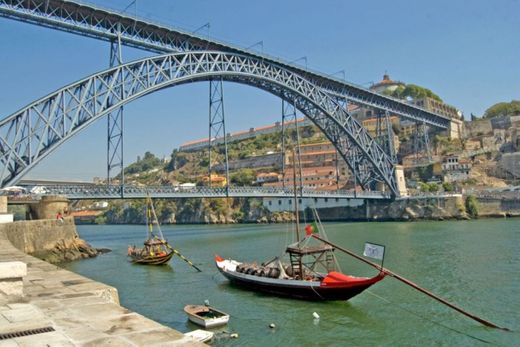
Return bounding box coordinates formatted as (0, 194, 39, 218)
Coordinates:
(184, 304, 230, 328)
(127, 196, 174, 265)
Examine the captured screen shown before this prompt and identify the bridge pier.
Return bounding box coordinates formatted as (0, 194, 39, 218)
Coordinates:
(448, 119, 462, 139)
(395, 165, 408, 197)
(29, 196, 69, 220)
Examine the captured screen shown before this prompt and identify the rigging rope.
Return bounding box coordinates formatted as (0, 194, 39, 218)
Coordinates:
(365, 290, 494, 345)
(165, 243, 202, 272)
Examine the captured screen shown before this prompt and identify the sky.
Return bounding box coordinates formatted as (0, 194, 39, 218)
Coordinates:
(0, 0, 518, 181)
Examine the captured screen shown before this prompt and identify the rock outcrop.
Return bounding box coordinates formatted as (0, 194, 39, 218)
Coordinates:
(0, 217, 109, 263)
(31, 237, 106, 264)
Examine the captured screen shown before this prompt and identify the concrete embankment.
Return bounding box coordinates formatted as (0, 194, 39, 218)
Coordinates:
(1, 217, 101, 263)
(303, 195, 520, 222)
(475, 196, 520, 218)
(0, 221, 204, 346)
(283, 195, 470, 222)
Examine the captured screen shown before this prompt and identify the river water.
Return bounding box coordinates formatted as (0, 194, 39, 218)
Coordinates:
(62, 219, 520, 346)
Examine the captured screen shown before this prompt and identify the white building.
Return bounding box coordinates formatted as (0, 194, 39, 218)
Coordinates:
(263, 197, 364, 212)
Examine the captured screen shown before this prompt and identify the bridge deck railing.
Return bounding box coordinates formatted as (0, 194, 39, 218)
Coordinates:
(13, 185, 392, 200)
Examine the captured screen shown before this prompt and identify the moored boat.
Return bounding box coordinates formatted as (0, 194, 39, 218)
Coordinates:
(127, 196, 175, 265)
(184, 304, 230, 328)
(215, 244, 385, 301)
(184, 329, 214, 343)
(215, 149, 385, 300)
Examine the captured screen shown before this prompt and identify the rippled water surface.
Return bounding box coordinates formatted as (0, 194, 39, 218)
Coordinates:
(62, 219, 520, 346)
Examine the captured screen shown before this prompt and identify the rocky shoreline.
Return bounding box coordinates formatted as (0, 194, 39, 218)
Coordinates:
(30, 237, 111, 264)
(0, 217, 111, 264)
(96, 194, 520, 225)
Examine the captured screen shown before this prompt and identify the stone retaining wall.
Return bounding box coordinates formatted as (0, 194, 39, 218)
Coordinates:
(477, 197, 520, 218)
(0, 217, 78, 254)
(0, 226, 201, 345)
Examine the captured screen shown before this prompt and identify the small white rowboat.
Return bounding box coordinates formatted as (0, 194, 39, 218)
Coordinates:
(184, 329, 214, 343)
(184, 304, 230, 328)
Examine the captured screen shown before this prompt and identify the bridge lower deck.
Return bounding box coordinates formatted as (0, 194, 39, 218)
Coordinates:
(12, 185, 392, 200)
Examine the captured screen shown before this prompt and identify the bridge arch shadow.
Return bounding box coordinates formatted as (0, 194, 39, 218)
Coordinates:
(0, 51, 398, 196)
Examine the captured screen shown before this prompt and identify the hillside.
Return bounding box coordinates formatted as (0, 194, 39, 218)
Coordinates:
(95, 123, 325, 224)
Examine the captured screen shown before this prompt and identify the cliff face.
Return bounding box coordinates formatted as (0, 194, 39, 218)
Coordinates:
(369, 196, 468, 221)
(0, 218, 103, 263)
(98, 194, 520, 225)
(103, 198, 274, 224)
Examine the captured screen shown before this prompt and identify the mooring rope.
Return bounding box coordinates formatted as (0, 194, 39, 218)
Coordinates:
(365, 290, 496, 345)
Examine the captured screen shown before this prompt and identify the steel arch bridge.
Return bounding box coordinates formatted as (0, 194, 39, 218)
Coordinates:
(0, 51, 399, 195)
(0, 0, 452, 130)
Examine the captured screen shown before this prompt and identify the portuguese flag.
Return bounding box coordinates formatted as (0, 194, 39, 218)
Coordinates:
(305, 222, 319, 236)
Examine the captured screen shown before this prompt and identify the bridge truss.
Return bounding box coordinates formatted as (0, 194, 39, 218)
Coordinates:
(0, 51, 399, 195)
(0, 0, 452, 129)
(23, 185, 391, 200)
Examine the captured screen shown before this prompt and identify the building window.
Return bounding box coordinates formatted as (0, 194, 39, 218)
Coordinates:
(278, 200, 282, 205)
(269, 201, 272, 206)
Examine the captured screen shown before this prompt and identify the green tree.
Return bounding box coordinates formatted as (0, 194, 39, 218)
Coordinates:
(230, 169, 256, 186)
(484, 100, 520, 119)
(418, 182, 429, 192)
(94, 214, 107, 225)
(165, 149, 188, 172)
(442, 182, 454, 192)
(465, 195, 479, 218)
(427, 182, 439, 192)
(385, 84, 442, 102)
(124, 151, 162, 175)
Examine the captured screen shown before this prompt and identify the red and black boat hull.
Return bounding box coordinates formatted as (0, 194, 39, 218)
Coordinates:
(216, 263, 385, 301)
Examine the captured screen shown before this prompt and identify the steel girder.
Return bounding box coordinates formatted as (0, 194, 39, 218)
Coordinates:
(0, 0, 451, 129)
(0, 51, 399, 195)
(208, 78, 229, 189)
(16, 184, 391, 200)
(107, 35, 124, 185)
(41, 184, 391, 200)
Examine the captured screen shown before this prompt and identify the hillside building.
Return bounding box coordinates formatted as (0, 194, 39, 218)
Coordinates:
(264, 166, 342, 191)
(179, 118, 312, 152)
(412, 97, 461, 120)
(440, 155, 472, 183)
(201, 174, 227, 187)
(256, 172, 280, 184)
(370, 74, 405, 94)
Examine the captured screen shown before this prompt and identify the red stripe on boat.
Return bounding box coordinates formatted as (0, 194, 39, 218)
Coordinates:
(321, 271, 385, 287)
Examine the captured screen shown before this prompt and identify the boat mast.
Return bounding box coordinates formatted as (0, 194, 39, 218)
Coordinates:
(146, 196, 153, 241)
(291, 148, 305, 279)
(148, 196, 166, 241)
(292, 148, 300, 243)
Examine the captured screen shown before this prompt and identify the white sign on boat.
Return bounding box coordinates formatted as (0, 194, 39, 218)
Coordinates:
(363, 242, 385, 260)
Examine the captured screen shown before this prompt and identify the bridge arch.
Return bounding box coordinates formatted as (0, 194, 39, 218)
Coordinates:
(0, 51, 398, 195)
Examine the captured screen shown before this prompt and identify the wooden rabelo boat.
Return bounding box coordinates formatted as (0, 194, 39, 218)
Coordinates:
(215, 151, 385, 301)
(127, 196, 174, 265)
(215, 238, 385, 301)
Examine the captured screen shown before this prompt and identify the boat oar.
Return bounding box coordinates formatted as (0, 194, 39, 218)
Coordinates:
(166, 244, 202, 272)
(312, 235, 510, 331)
